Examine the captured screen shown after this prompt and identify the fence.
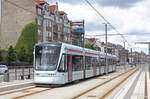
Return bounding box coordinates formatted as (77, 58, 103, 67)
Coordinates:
(0, 66, 34, 82)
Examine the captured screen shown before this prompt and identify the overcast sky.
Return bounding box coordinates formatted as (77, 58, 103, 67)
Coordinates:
(46, 0, 150, 54)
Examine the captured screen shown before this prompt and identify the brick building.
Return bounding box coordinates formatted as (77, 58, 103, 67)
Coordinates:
(34, 0, 71, 44)
(131, 52, 147, 64)
(0, 0, 35, 49)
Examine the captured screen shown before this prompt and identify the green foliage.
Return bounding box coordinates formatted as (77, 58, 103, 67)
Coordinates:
(85, 44, 96, 50)
(17, 46, 28, 62)
(15, 22, 37, 63)
(6, 46, 16, 63)
(0, 50, 3, 62)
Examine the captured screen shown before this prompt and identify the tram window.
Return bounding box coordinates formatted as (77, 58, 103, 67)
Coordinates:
(108, 59, 110, 65)
(96, 57, 99, 68)
(58, 55, 67, 72)
(35, 46, 61, 71)
(102, 58, 105, 66)
(72, 55, 83, 71)
(85, 56, 92, 70)
(91, 57, 99, 69)
(92, 58, 95, 68)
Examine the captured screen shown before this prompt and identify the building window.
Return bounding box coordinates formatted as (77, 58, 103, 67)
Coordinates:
(46, 20, 49, 27)
(46, 31, 49, 37)
(67, 28, 70, 33)
(49, 32, 52, 37)
(72, 55, 83, 71)
(37, 19, 41, 25)
(46, 31, 52, 37)
(56, 16, 59, 22)
(58, 24, 60, 31)
(37, 8, 42, 15)
(60, 19, 63, 23)
(38, 29, 42, 36)
(49, 21, 52, 27)
(64, 36, 67, 41)
(64, 27, 66, 33)
(60, 25, 62, 31)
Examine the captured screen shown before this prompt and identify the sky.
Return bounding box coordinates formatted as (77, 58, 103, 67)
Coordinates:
(46, 0, 150, 54)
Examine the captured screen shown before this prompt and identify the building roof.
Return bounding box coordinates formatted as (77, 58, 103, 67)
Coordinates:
(58, 11, 65, 17)
(34, 0, 46, 8)
(34, 0, 67, 17)
(49, 5, 56, 13)
(86, 38, 96, 44)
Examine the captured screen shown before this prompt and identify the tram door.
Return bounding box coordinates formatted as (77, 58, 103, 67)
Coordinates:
(68, 55, 72, 82)
(93, 58, 96, 76)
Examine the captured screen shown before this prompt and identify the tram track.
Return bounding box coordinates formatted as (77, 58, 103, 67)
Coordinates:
(0, 86, 36, 96)
(12, 87, 52, 99)
(0, 85, 53, 99)
(71, 67, 138, 99)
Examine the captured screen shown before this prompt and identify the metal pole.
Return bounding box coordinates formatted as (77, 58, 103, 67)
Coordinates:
(83, 20, 85, 48)
(124, 42, 126, 69)
(0, 0, 2, 44)
(131, 48, 133, 66)
(104, 23, 108, 74)
(124, 42, 125, 49)
(52, 23, 54, 41)
(148, 44, 150, 72)
(15, 68, 17, 80)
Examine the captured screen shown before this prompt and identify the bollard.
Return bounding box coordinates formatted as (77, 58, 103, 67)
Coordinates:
(15, 68, 17, 80)
(28, 75, 30, 79)
(21, 75, 24, 80)
(3, 71, 9, 82)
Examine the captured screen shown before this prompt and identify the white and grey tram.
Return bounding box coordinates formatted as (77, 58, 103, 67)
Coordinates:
(34, 42, 118, 84)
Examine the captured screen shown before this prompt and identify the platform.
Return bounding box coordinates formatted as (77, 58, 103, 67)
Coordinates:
(108, 64, 149, 99)
(0, 79, 34, 92)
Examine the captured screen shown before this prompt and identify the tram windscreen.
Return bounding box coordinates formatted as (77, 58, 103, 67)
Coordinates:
(35, 45, 61, 71)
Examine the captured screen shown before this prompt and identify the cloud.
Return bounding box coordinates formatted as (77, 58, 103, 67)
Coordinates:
(97, 0, 145, 8)
(47, 0, 145, 9)
(46, 0, 80, 5)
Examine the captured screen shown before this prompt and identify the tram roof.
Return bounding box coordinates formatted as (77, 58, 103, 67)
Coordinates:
(36, 42, 62, 47)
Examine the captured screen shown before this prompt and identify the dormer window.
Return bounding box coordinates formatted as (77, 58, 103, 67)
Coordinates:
(40, 3, 45, 5)
(37, 19, 41, 25)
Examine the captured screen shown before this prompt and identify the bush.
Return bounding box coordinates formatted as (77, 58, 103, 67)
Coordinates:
(6, 46, 16, 63)
(0, 50, 3, 62)
(85, 44, 96, 50)
(15, 22, 37, 63)
(17, 46, 28, 62)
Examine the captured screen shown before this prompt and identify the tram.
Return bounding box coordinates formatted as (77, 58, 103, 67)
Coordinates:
(34, 42, 118, 84)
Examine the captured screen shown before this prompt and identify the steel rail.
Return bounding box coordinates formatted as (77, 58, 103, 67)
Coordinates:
(71, 67, 138, 99)
(12, 88, 53, 99)
(99, 68, 138, 98)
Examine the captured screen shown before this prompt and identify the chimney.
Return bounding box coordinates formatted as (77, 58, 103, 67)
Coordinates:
(56, 2, 58, 11)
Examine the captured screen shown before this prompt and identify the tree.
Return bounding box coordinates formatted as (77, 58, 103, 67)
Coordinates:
(17, 46, 27, 62)
(15, 22, 37, 63)
(85, 44, 96, 50)
(6, 46, 16, 63)
(0, 50, 3, 62)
